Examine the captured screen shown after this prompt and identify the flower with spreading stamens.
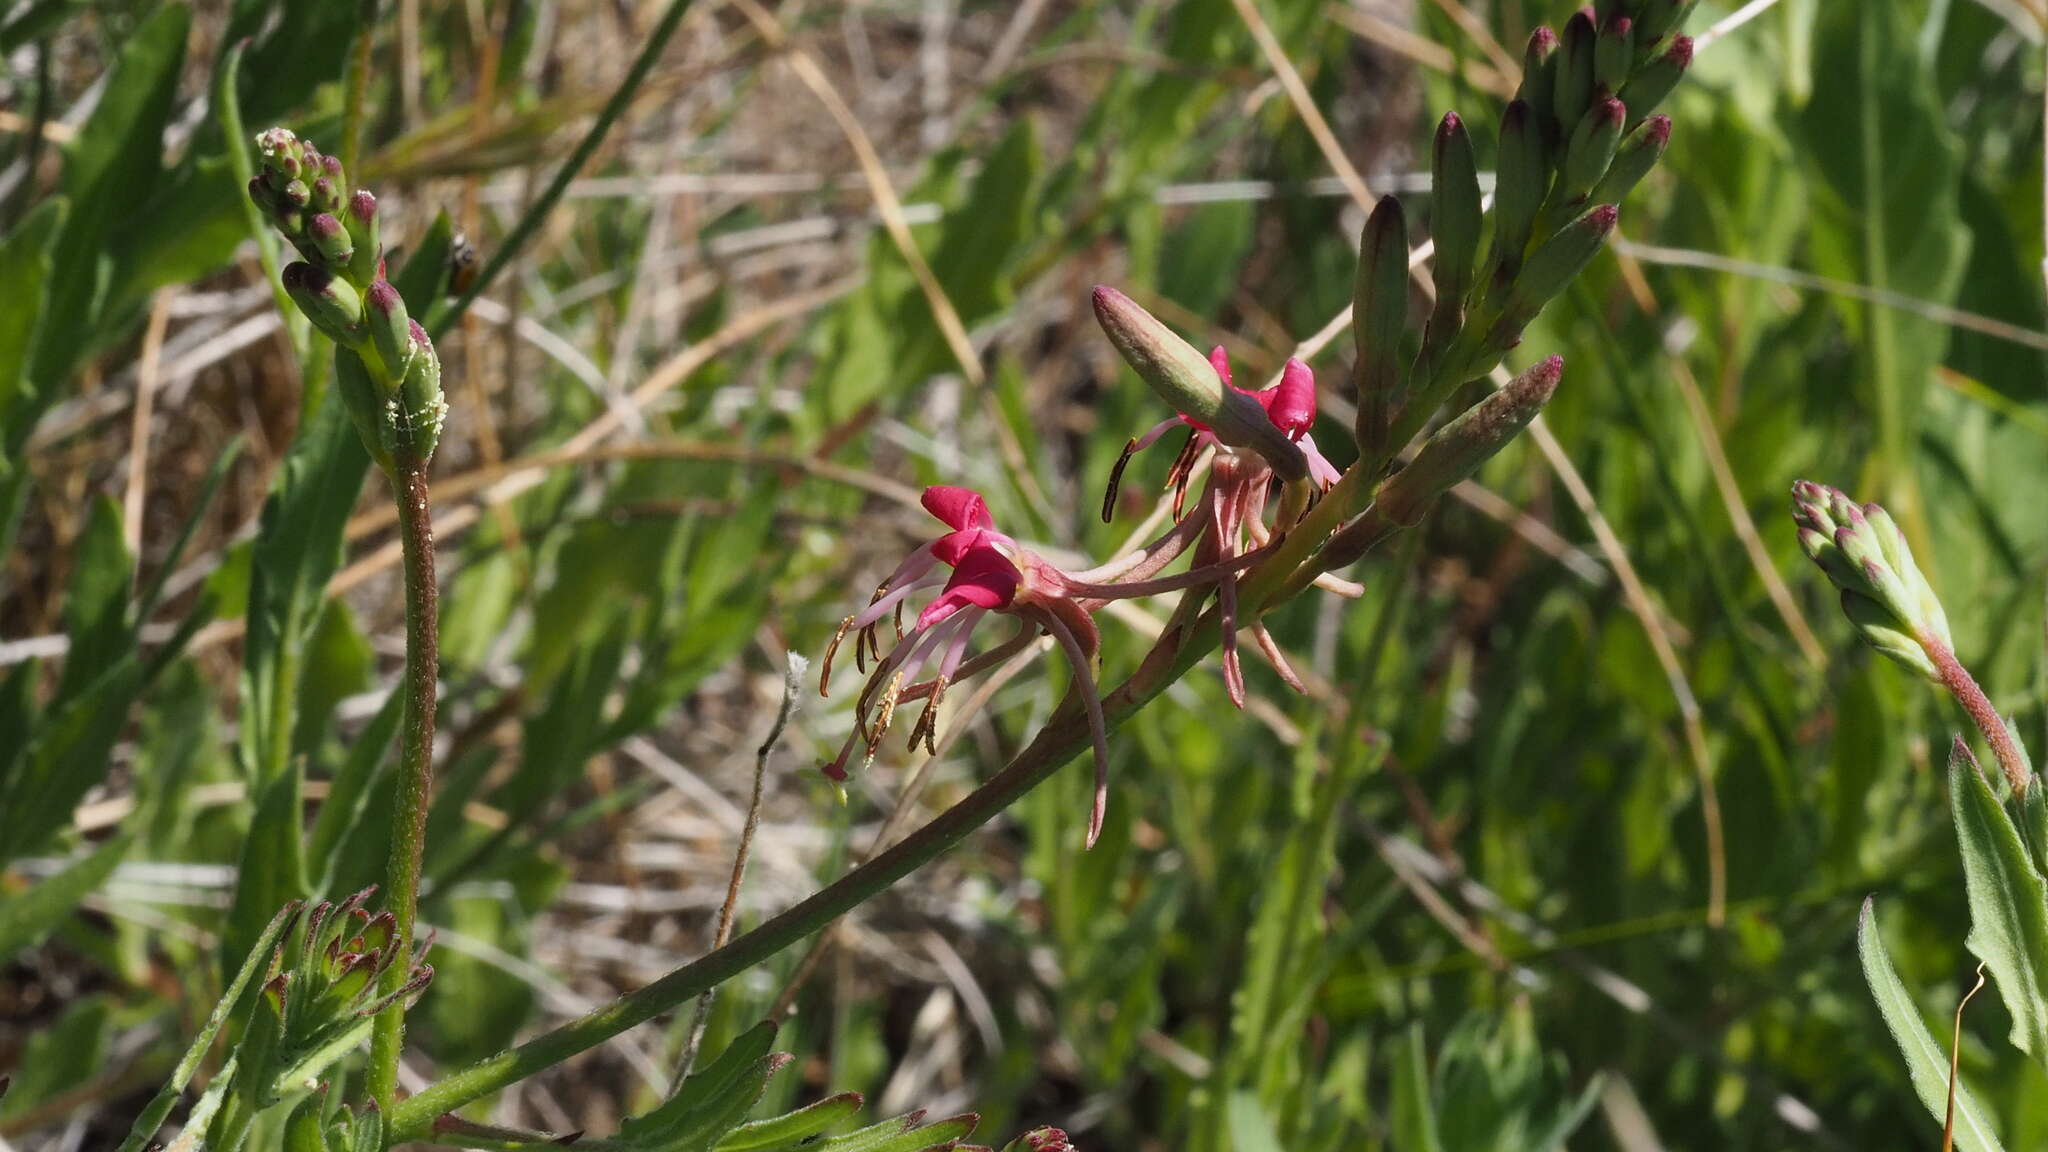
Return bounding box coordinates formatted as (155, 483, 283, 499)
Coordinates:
(820, 485, 1264, 846)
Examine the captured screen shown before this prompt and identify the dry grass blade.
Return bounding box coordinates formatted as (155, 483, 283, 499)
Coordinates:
(1945, 963, 1988, 1152)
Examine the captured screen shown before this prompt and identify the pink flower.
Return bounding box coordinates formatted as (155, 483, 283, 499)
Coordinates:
(1102, 347, 1352, 709)
(820, 485, 1264, 846)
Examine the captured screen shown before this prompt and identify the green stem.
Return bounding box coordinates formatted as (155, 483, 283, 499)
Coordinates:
(369, 455, 440, 1112)
(388, 503, 1375, 1139)
(428, 0, 700, 340)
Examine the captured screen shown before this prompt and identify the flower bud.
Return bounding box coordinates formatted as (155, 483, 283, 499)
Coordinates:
(307, 212, 354, 268)
(1594, 16, 1634, 91)
(1552, 10, 1598, 141)
(1491, 204, 1617, 344)
(364, 280, 415, 380)
(1513, 26, 1561, 137)
(1617, 35, 1691, 127)
(1491, 101, 1548, 271)
(345, 191, 381, 284)
(336, 349, 398, 475)
(1091, 287, 1306, 481)
(1789, 480, 1954, 679)
(1558, 96, 1626, 204)
(1377, 355, 1562, 526)
(1634, 0, 1696, 45)
(1586, 115, 1669, 207)
(1351, 195, 1410, 458)
(396, 322, 448, 462)
(1001, 1129, 1074, 1152)
(1430, 112, 1482, 307)
(281, 262, 365, 346)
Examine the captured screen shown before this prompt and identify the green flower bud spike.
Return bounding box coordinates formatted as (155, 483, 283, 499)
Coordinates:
(308, 213, 354, 268)
(1586, 115, 1670, 207)
(1513, 26, 1560, 135)
(1491, 101, 1548, 274)
(396, 320, 448, 463)
(1490, 204, 1618, 348)
(345, 191, 381, 285)
(365, 281, 415, 382)
(1791, 480, 2033, 793)
(1594, 15, 1635, 92)
(1635, 0, 1697, 45)
(1429, 112, 1482, 310)
(1091, 287, 1306, 482)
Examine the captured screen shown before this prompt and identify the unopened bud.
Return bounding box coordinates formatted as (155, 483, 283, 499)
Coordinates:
(1617, 35, 1691, 127)
(1351, 195, 1410, 459)
(1594, 16, 1635, 91)
(1514, 26, 1561, 136)
(1552, 10, 1598, 141)
(1558, 96, 1626, 204)
(1586, 115, 1669, 206)
(281, 262, 365, 346)
(1789, 480, 1954, 679)
(1493, 204, 1617, 344)
(307, 212, 354, 268)
(1092, 287, 1306, 481)
(364, 281, 414, 380)
(1635, 0, 1697, 45)
(1492, 101, 1549, 270)
(345, 191, 381, 283)
(395, 322, 447, 462)
(1378, 355, 1562, 526)
(1430, 113, 1482, 307)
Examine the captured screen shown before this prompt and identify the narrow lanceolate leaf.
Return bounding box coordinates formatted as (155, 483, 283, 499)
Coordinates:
(1949, 742, 2048, 1061)
(1351, 195, 1410, 459)
(1390, 1024, 1444, 1152)
(715, 1092, 864, 1151)
(1859, 900, 2010, 1152)
(0, 833, 131, 963)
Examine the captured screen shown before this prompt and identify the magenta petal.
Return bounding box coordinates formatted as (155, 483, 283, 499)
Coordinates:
(1208, 344, 1233, 387)
(921, 485, 996, 532)
(1258, 358, 1318, 436)
(931, 527, 984, 567)
(916, 546, 1019, 628)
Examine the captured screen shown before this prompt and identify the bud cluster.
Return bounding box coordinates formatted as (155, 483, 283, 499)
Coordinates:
(242, 889, 434, 1110)
(1791, 480, 1953, 680)
(249, 127, 446, 471)
(1356, 0, 1693, 461)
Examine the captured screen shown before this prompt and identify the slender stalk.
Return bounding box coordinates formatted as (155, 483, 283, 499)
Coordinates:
(1927, 638, 2033, 794)
(430, 0, 701, 340)
(369, 455, 440, 1110)
(342, 0, 379, 178)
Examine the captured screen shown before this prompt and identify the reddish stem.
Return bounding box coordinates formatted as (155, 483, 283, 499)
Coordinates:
(1925, 637, 2032, 794)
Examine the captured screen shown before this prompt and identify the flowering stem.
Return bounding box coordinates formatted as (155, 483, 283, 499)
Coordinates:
(387, 499, 1371, 1139)
(368, 454, 440, 1111)
(1925, 636, 2032, 794)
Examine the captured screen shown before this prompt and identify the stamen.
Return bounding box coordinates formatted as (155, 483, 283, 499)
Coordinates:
(1103, 438, 1140, 523)
(1038, 608, 1113, 850)
(820, 615, 857, 697)
(1251, 623, 1306, 694)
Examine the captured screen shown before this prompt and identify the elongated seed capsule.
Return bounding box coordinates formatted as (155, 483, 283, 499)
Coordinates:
(1552, 10, 1598, 141)
(1380, 355, 1562, 526)
(1617, 35, 1691, 127)
(1558, 96, 1626, 204)
(1352, 195, 1409, 458)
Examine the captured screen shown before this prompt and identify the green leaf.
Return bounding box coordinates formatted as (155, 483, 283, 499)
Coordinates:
(0, 197, 67, 453)
(1859, 898, 2009, 1152)
(114, 901, 300, 1152)
(0, 655, 145, 861)
(56, 496, 134, 702)
(1950, 745, 2048, 1061)
(714, 1093, 864, 1151)
(308, 687, 403, 895)
(1391, 1023, 1444, 1152)
(0, 832, 130, 962)
(239, 391, 369, 785)
(220, 765, 310, 977)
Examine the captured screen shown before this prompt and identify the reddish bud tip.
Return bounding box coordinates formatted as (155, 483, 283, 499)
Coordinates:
(1437, 111, 1463, 139)
(309, 213, 344, 240)
(1595, 95, 1626, 125)
(1604, 15, 1632, 37)
(366, 279, 402, 314)
(408, 318, 429, 345)
(1528, 25, 1559, 54)
(1586, 204, 1620, 230)
(1667, 35, 1694, 66)
(349, 189, 377, 222)
(1643, 114, 1672, 145)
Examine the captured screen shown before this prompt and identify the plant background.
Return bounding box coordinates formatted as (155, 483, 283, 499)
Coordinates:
(3, 0, 2047, 1148)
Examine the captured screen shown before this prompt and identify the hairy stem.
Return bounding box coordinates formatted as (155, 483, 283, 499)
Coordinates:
(369, 455, 440, 1110)
(1926, 637, 2033, 794)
